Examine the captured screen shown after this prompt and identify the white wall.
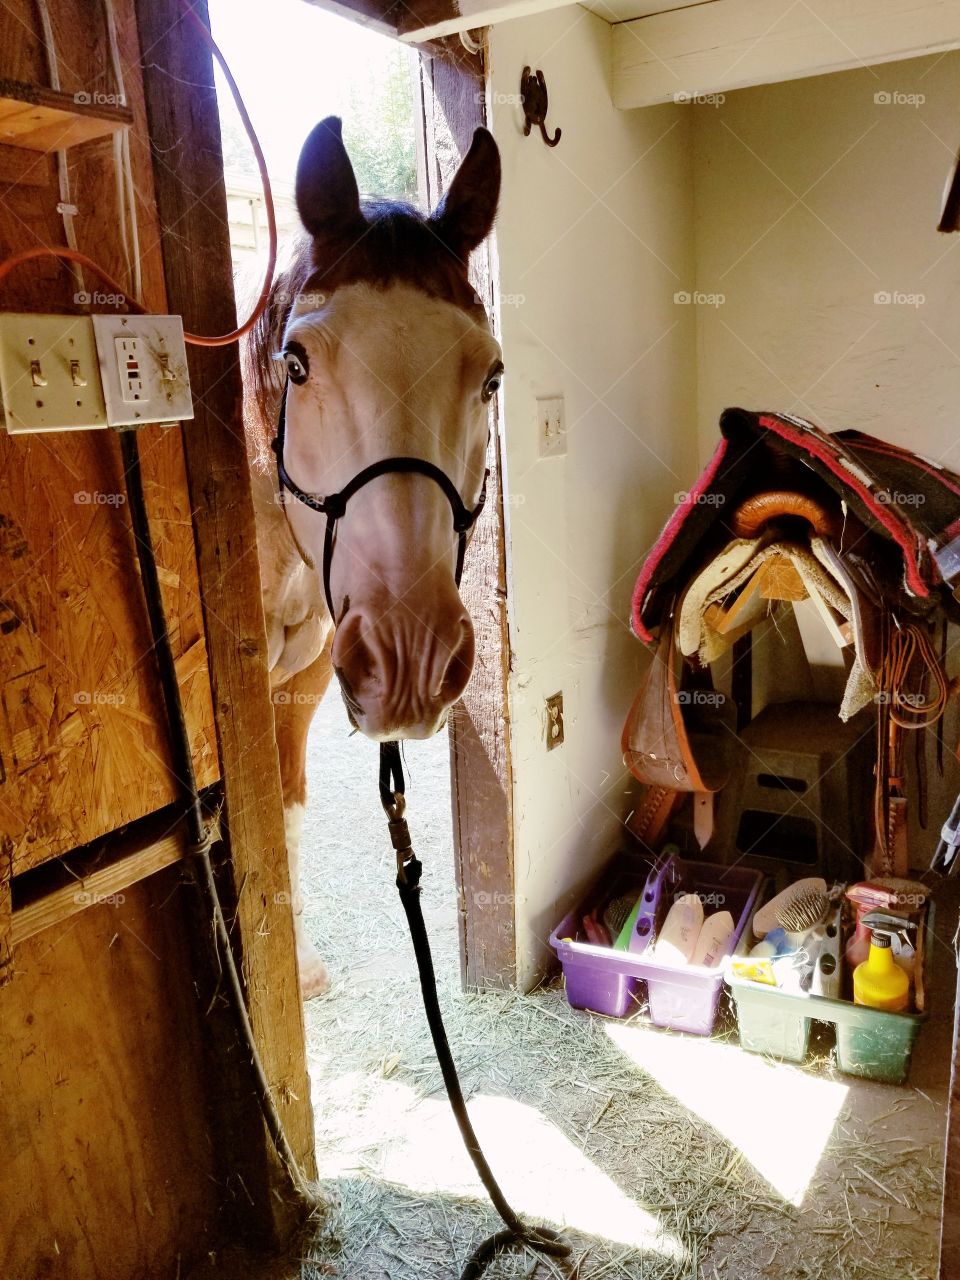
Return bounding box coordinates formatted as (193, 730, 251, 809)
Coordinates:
(488, 7, 699, 988)
(690, 54, 960, 844)
(692, 52, 960, 461)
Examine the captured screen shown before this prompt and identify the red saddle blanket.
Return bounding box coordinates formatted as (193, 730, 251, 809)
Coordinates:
(631, 408, 960, 643)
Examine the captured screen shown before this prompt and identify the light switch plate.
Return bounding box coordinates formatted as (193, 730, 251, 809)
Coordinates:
(92, 314, 193, 427)
(0, 313, 107, 433)
(537, 395, 566, 457)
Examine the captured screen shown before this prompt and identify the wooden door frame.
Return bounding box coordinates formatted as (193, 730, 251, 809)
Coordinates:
(135, 0, 316, 1242)
(416, 42, 518, 992)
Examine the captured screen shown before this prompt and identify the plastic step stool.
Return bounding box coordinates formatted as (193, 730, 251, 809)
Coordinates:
(713, 700, 873, 886)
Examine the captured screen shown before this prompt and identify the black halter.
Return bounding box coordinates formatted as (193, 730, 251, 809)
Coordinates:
(270, 381, 489, 620)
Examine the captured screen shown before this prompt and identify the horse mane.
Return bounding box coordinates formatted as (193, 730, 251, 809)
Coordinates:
(242, 199, 485, 466)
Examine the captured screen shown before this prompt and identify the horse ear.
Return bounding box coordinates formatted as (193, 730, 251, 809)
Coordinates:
(295, 117, 363, 240)
(430, 127, 501, 262)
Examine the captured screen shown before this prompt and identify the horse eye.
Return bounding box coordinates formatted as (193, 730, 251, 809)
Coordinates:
(283, 348, 309, 384)
(482, 363, 503, 402)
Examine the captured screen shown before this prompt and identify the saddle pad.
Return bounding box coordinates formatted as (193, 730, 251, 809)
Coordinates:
(632, 409, 960, 643)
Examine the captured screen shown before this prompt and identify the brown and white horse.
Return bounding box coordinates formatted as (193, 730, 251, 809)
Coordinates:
(243, 118, 502, 997)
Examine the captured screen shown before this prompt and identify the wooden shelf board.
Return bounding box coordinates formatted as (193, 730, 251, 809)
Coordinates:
(9, 794, 221, 946)
(0, 80, 133, 152)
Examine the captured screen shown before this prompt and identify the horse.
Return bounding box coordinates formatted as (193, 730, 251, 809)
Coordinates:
(242, 117, 503, 998)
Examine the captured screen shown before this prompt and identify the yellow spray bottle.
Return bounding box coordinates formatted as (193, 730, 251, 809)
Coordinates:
(852, 912, 912, 1013)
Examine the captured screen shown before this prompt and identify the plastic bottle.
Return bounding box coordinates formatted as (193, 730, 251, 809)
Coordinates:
(853, 920, 910, 1013)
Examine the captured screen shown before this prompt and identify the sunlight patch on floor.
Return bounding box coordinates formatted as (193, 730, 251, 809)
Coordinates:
(605, 1022, 849, 1206)
(309, 1060, 684, 1259)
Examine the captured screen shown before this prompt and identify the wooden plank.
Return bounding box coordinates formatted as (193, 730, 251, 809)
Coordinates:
(0, 81, 132, 151)
(613, 0, 960, 110)
(304, 0, 401, 36)
(135, 0, 317, 1235)
(423, 46, 519, 990)
(580, 0, 702, 26)
(399, 0, 576, 42)
(0, 0, 220, 875)
(10, 805, 219, 945)
(307, 0, 574, 43)
(0, 870, 223, 1279)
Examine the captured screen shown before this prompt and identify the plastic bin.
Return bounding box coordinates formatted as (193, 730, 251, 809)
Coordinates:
(725, 905, 933, 1084)
(549, 853, 764, 1034)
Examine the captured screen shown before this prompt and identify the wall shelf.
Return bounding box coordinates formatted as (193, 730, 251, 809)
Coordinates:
(0, 78, 133, 152)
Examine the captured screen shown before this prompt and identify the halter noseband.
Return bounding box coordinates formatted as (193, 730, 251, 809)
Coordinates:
(271, 381, 489, 620)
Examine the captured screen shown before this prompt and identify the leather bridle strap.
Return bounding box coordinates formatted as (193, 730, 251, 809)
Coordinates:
(271, 380, 488, 619)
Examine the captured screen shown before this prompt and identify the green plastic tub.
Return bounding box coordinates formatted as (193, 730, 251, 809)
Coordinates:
(725, 906, 933, 1085)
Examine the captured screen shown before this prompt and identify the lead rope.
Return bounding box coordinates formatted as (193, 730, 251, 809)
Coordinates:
(379, 740, 572, 1280)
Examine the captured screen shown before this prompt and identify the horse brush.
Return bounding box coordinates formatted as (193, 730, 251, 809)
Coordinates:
(777, 884, 829, 939)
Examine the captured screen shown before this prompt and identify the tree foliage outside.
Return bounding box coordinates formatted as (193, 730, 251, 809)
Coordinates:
(218, 43, 419, 207)
(341, 47, 419, 205)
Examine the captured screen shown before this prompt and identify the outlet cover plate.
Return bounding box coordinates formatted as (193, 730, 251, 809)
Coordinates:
(92, 314, 194, 427)
(546, 691, 564, 750)
(0, 313, 107, 433)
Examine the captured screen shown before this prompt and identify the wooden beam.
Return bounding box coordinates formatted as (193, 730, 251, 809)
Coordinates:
(613, 0, 960, 110)
(421, 47, 519, 990)
(135, 0, 317, 1240)
(302, 0, 400, 36)
(10, 805, 219, 946)
(0, 80, 133, 151)
(397, 0, 572, 44)
(305, 0, 575, 44)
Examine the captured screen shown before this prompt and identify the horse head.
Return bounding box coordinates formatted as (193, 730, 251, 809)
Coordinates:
(267, 117, 502, 740)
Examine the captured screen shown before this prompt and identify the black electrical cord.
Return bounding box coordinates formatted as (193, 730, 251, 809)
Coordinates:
(119, 429, 312, 1205)
(380, 741, 572, 1279)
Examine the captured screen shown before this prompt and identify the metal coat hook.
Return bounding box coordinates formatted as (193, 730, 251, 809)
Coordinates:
(521, 67, 561, 148)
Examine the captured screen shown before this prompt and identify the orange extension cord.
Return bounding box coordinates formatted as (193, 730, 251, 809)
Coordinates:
(0, 1, 277, 348)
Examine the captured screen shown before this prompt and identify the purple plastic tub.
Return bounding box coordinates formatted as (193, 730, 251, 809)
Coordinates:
(550, 855, 764, 1034)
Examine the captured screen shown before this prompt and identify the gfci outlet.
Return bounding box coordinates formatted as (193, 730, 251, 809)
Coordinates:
(537, 395, 566, 458)
(92, 315, 193, 427)
(0, 313, 108, 433)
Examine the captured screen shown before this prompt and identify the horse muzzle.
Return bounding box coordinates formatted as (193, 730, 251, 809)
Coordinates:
(331, 600, 475, 740)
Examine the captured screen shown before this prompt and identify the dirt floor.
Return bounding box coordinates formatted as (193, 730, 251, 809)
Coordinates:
(284, 689, 954, 1280)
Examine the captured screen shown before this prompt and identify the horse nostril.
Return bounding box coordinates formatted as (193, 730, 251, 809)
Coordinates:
(438, 618, 475, 704)
(334, 666, 364, 724)
(331, 610, 379, 692)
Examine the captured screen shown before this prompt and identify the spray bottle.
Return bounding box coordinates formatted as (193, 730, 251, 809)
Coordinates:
(852, 911, 916, 1013)
(844, 880, 926, 973)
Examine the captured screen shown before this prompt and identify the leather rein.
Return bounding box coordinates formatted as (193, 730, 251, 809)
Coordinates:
(269, 375, 571, 1278)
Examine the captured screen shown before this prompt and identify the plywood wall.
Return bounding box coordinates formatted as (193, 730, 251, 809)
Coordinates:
(0, 868, 223, 1277)
(0, 0, 219, 873)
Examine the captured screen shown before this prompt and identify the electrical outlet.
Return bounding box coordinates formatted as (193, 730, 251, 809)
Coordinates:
(545, 691, 564, 750)
(0, 313, 108, 433)
(537, 395, 566, 458)
(92, 315, 193, 427)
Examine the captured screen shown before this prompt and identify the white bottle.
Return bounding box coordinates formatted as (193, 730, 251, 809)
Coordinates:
(653, 894, 704, 966)
(692, 910, 735, 967)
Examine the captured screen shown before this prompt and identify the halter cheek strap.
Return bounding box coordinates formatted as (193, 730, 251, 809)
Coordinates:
(270, 380, 489, 619)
